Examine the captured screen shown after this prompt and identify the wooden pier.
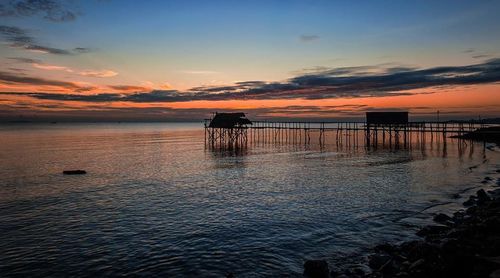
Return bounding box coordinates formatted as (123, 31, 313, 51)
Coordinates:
(204, 112, 496, 149)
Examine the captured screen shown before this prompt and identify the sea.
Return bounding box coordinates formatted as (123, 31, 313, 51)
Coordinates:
(1, 122, 499, 277)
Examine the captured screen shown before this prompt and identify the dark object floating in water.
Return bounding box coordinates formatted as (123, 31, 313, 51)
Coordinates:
(63, 170, 87, 175)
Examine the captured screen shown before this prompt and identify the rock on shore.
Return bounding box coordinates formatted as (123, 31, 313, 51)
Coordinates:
(366, 187, 500, 278)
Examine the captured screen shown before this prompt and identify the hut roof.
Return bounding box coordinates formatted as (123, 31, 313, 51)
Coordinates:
(366, 111, 408, 125)
(209, 112, 252, 128)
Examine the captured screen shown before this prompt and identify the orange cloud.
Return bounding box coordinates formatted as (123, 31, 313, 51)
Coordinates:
(158, 82, 172, 90)
(33, 63, 73, 72)
(30, 63, 118, 78)
(79, 70, 118, 78)
(108, 85, 150, 92)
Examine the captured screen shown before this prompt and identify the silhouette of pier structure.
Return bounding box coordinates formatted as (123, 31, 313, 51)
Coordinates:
(204, 112, 490, 149)
(204, 112, 251, 148)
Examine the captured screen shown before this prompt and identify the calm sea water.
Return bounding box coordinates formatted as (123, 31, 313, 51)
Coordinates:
(1, 123, 499, 277)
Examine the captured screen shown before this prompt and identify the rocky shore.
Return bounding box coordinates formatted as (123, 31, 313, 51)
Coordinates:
(304, 174, 500, 278)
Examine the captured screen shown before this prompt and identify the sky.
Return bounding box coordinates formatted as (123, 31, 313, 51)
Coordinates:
(0, 0, 500, 122)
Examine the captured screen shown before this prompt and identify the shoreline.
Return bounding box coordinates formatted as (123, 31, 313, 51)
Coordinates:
(305, 169, 500, 278)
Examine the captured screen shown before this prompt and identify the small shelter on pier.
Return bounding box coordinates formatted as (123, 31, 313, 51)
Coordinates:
(365, 111, 409, 146)
(208, 112, 252, 128)
(366, 112, 408, 125)
(205, 112, 252, 148)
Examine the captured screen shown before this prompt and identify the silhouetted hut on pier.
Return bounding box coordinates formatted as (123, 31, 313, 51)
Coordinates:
(208, 112, 252, 128)
(365, 111, 409, 146)
(205, 112, 252, 147)
(366, 112, 408, 126)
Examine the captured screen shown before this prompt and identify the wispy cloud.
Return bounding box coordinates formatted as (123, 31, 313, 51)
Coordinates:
(158, 82, 172, 90)
(8, 57, 118, 78)
(5, 67, 28, 73)
(108, 85, 150, 91)
(78, 70, 118, 78)
(0, 70, 82, 90)
(73, 47, 93, 53)
(7, 57, 42, 64)
(180, 70, 219, 74)
(32, 62, 73, 72)
(472, 54, 491, 59)
(0, 0, 78, 22)
(299, 34, 320, 42)
(0, 25, 90, 55)
(462, 48, 493, 60)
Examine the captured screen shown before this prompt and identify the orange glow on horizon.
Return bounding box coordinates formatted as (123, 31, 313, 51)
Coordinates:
(1, 80, 499, 119)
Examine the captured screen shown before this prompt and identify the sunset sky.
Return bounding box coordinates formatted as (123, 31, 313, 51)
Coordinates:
(1, 0, 500, 121)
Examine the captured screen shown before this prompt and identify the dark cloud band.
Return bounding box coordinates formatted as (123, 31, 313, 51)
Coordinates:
(0, 0, 77, 22)
(1, 58, 500, 103)
(0, 71, 81, 89)
(0, 25, 90, 55)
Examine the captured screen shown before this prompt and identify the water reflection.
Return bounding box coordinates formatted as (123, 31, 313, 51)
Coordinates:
(1, 123, 498, 277)
(206, 130, 486, 161)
